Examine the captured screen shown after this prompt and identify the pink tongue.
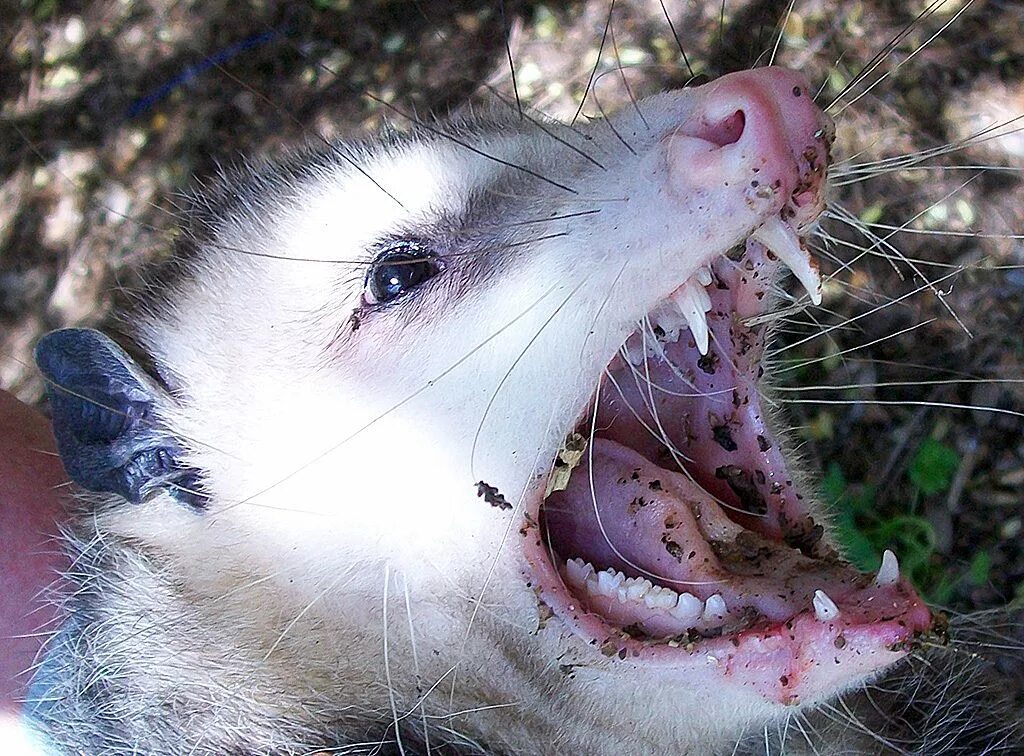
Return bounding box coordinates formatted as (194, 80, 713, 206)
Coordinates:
(545, 438, 730, 586)
(544, 436, 865, 628)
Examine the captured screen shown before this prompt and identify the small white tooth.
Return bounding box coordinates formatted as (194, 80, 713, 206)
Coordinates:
(671, 282, 710, 355)
(812, 589, 840, 622)
(702, 594, 728, 622)
(670, 592, 703, 622)
(626, 578, 653, 601)
(565, 559, 586, 587)
(651, 302, 686, 344)
(615, 575, 633, 602)
(874, 549, 900, 587)
(596, 569, 625, 596)
(623, 341, 646, 366)
(695, 265, 713, 286)
(750, 216, 822, 305)
(644, 587, 678, 610)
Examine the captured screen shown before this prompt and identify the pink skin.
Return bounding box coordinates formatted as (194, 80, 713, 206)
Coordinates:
(523, 67, 934, 705)
(0, 390, 69, 715)
(664, 66, 832, 233)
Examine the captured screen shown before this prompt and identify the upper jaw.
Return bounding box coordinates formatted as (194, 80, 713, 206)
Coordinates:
(603, 65, 834, 348)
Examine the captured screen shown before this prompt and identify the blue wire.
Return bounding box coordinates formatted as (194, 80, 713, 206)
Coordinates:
(126, 28, 281, 119)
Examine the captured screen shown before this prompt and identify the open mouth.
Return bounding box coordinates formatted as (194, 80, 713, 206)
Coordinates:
(522, 164, 936, 705)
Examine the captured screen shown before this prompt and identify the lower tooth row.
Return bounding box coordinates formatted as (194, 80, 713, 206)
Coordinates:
(565, 559, 726, 625)
(565, 559, 890, 629)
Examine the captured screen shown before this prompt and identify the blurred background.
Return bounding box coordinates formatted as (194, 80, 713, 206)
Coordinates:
(2, 0, 1022, 616)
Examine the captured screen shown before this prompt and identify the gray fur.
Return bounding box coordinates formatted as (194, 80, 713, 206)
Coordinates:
(28, 521, 1024, 754)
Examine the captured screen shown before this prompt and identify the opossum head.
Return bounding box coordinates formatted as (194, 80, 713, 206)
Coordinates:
(37, 67, 935, 752)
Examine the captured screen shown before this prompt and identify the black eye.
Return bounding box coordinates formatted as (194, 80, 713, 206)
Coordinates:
(364, 244, 441, 306)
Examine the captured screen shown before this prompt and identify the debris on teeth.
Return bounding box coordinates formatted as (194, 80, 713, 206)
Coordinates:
(670, 280, 712, 355)
(670, 592, 703, 623)
(812, 589, 840, 622)
(702, 594, 728, 623)
(874, 549, 900, 587)
(651, 302, 686, 344)
(750, 216, 822, 306)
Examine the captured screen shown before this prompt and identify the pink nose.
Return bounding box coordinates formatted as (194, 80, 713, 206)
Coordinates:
(672, 66, 834, 228)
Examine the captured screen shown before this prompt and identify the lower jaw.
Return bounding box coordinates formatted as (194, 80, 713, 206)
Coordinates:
(522, 524, 932, 705)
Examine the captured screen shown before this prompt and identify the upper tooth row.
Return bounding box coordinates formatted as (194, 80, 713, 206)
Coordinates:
(625, 220, 821, 362)
(565, 559, 724, 624)
(623, 269, 714, 365)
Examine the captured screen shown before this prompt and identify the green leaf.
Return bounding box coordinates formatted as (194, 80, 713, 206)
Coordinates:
(822, 462, 846, 504)
(966, 551, 991, 587)
(909, 438, 960, 495)
(927, 574, 958, 606)
(835, 514, 880, 573)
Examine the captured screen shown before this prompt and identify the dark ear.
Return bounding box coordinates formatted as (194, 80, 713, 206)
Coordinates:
(35, 328, 206, 508)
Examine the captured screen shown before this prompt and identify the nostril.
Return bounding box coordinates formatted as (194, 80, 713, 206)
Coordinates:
(705, 110, 745, 147)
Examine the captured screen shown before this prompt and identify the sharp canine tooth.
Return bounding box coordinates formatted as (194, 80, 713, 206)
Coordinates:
(874, 549, 900, 586)
(695, 282, 712, 313)
(696, 265, 713, 286)
(750, 216, 822, 305)
(671, 282, 711, 355)
(813, 589, 840, 621)
(702, 594, 727, 622)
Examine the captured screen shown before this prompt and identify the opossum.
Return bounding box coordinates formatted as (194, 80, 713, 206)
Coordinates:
(6, 2, 1024, 754)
